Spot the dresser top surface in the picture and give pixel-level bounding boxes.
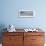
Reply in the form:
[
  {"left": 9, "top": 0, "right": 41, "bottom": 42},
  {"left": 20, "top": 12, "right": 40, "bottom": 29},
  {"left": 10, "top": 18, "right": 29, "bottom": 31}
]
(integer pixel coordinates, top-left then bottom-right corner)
[{"left": 3, "top": 29, "right": 45, "bottom": 32}]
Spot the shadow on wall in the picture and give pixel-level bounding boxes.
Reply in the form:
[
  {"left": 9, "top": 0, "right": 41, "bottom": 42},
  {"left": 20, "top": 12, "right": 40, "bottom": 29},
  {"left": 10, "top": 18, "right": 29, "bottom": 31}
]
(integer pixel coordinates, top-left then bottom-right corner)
[{"left": 0, "top": 24, "right": 6, "bottom": 43}]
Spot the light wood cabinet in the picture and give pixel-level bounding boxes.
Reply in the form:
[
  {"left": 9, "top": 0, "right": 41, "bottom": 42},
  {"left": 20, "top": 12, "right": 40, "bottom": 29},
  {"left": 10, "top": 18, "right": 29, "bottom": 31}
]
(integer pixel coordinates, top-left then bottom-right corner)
[{"left": 2, "top": 31, "right": 45, "bottom": 46}]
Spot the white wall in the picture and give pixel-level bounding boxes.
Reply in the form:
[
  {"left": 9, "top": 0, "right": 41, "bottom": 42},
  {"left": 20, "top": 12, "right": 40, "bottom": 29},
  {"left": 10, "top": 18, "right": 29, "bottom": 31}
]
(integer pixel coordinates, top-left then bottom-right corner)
[{"left": 0, "top": 0, "right": 46, "bottom": 31}]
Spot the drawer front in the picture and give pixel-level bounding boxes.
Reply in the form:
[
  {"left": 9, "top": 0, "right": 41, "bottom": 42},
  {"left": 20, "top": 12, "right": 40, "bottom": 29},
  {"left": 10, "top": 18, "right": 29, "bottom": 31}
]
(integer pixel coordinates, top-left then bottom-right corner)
[
  {"left": 24, "top": 32, "right": 45, "bottom": 36},
  {"left": 32, "top": 36, "right": 45, "bottom": 44},
  {"left": 24, "top": 36, "right": 44, "bottom": 45},
  {"left": 3, "top": 36, "right": 23, "bottom": 44},
  {"left": 32, "top": 44, "right": 44, "bottom": 46},
  {"left": 3, "top": 43, "right": 23, "bottom": 46},
  {"left": 3, "top": 32, "right": 23, "bottom": 36}
]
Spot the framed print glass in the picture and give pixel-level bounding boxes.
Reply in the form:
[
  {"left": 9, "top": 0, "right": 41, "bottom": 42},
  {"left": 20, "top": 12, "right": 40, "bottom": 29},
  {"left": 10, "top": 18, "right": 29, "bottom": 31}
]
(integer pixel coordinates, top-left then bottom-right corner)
[{"left": 19, "top": 10, "right": 35, "bottom": 17}]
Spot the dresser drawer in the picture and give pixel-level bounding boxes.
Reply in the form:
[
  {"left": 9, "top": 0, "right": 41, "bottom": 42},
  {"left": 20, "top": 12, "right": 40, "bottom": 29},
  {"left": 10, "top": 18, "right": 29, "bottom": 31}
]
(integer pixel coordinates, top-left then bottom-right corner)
[
  {"left": 32, "top": 44, "right": 44, "bottom": 46},
  {"left": 24, "top": 32, "right": 44, "bottom": 36},
  {"left": 3, "top": 35, "right": 23, "bottom": 44},
  {"left": 32, "top": 36, "right": 45, "bottom": 44},
  {"left": 3, "top": 42, "right": 23, "bottom": 46},
  {"left": 3, "top": 32, "right": 23, "bottom": 36}
]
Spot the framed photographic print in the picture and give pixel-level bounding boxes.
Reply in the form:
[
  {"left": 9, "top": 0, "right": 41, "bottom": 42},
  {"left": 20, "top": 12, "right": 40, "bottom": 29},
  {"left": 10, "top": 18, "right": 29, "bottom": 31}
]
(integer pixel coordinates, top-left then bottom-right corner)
[{"left": 19, "top": 10, "right": 35, "bottom": 17}]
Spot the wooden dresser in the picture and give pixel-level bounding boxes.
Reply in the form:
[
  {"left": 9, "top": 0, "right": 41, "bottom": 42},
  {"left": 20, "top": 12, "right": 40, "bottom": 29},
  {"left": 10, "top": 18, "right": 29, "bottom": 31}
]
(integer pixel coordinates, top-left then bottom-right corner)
[{"left": 2, "top": 30, "right": 45, "bottom": 46}]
